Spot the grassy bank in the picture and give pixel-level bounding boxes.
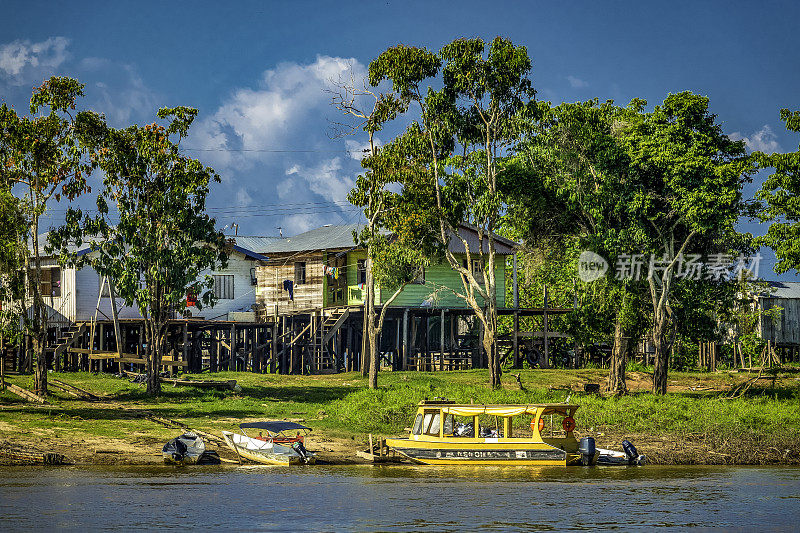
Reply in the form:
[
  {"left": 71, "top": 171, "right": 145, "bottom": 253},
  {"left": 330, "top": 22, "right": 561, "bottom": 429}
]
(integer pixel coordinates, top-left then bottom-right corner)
[{"left": 1, "top": 368, "right": 799, "bottom": 465}]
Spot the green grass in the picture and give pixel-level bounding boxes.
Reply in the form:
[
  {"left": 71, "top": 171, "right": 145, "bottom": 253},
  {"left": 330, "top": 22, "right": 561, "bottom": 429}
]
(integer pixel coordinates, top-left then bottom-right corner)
[{"left": 2, "top": 368, "right": 799, "bottom": 462}]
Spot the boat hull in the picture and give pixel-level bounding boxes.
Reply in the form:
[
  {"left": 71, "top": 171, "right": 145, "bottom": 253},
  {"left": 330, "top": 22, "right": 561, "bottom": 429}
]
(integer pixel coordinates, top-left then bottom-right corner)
[
  {"left": 222, "top": 431, "right": 315, "bottom": 465},
  {"left": 386, "top": 438, "right": 579, "bottom": 466}
]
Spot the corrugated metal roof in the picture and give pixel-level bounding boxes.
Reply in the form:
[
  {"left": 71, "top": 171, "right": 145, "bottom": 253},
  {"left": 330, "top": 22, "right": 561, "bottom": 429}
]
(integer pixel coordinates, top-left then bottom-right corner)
[
  {"left": 763, "top": 281, "right": 800, "bottom": 300},
  {"left": 450, "top": 224, "right": 516, "bottom": 255},
  {"left": 234, "top": 223, "right": 517, "bottom": 255},
  {"left": 245, "top": 224, "right": 365, "bottom": 254},
  {"left": 231, "top": 236, "right": 285, "bottom": 253},
  {"left": 35, "top": 221, "right": 517, "bottom": 259},
  {"left": 36, "top": 233, "right": 268, "bottom": 261}
]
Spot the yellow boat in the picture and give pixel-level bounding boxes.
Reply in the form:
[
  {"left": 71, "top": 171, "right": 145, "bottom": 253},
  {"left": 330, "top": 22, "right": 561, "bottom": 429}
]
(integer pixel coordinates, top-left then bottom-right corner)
[{"left": 385, "top": 400, "right": 596, "bottom": 466}]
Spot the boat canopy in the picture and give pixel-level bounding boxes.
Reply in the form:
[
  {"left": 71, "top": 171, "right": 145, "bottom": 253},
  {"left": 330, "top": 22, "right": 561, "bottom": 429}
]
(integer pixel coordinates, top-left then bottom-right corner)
[
  {"left": 438, "top": 404, "right": 579, "bottom": 417},
  {"left": 239, "top": 421, "right": 312, "bottom": 432}
]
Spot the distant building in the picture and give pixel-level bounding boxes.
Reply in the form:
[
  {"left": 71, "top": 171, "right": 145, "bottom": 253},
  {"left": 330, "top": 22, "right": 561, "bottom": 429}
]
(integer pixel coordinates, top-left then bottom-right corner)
[
  {"left": 253, "top": 223, "right": 515, "bottom": 317},
  {"left": 758, "top": 281, "right": 800, "bottom": 347}
]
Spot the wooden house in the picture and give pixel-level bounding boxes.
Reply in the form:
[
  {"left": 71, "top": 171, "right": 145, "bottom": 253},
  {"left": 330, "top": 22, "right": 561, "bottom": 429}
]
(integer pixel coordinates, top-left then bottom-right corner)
[
  {"left": 254, "top": 223, "right": 514, "bottom": 316},
  {"left": 758, "top": 281, "right": 800, "bottom": 348},
  {"left": 31, "top": 235, "right": 274, "bottom": 326}
]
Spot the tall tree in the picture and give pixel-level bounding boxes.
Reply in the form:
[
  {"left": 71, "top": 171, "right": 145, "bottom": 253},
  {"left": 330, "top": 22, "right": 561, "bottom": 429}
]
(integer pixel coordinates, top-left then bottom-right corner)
[
  {"left": 617, "top": 92, "right": 755, "bottom": 394},
  {"left": 49, "top": 107, "right": 227, "bottom": 395},
  {"left": 508, "top": 99, "right": 647, "bottom": 394},
  {"left": 0, "top": 188, "right": 27, "bottom": 353},
  {"left": 0, "top": 77, "right": 100, "bottom": 395},
  {"left": 331, "top": 79, "right": 423, "bottom": 387},
  {"left": 368, "top": 37, "right": 534, "bottom": 388},
  {"left": 757, "top": 108, "right": 800, "bottom": 273}
]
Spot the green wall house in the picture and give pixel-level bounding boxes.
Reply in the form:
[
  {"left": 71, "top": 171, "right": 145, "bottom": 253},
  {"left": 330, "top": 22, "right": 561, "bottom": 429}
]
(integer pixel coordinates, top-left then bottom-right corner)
[{"left": 254, "top": 223, "right": 515, "bottom": 315}]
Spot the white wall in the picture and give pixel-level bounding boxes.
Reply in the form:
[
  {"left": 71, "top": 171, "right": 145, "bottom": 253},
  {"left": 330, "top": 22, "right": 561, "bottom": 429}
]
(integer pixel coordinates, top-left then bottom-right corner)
[
  {"left": 191, "top": 254, "right": 258, "bottom": 320},
  {"left": 72, "top": 251, "right": 258, "bottom": 322}
]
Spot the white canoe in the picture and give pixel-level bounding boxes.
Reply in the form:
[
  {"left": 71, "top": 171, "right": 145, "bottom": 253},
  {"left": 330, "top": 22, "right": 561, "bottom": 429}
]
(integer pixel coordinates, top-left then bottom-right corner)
[{"left": 221, "top": 431, "right": 315, "bottom": 465}]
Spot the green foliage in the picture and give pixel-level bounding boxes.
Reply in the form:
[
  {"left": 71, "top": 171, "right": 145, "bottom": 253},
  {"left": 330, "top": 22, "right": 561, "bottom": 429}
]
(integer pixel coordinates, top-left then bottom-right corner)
[
  {"left": 756, "top": 108, "right": 800, "bottom": 274},
  {"left": 49, "top": 108, "right": 227, "bottom": 317},
  {"left": 0, "top": 76, "right": 101, "bottom": 392},
  {"left": 365, "top": 37, "right": 536, "bottom": 388},
  {"left": 0, "top": 188, "right": 26, "bottom": 341}
]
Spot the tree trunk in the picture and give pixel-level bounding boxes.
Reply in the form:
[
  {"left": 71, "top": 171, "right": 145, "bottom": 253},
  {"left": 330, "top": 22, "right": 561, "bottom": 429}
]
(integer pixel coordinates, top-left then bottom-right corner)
[
  {"left": 368, "top": 323, "right": 378, "bottom": 389},
  {"left": 651, "top": 318, "right": 668, "bottom": 395},
  {"left": 607, "top": 315, "right": 628, "bottom": 395},
  {"left": 29, "top": 214, "right": 48, "bottom": 397},
  {"left": 360, "top": 306, "right": 369, "bottom": 377},
  {"left": 145, "top": 319, "right": 162, "bottom": 396},
  {"left": 361, "top": 255, "right": 375, "bottom": 379},
  {"left": 482, "top": 307, "right": 501, "bottom": 389}
]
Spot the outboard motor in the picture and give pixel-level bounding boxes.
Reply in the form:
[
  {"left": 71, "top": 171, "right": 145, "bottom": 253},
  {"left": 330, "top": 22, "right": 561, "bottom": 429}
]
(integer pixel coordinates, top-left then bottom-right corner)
[
  {"left": 292, "top": 441, "right": 310, "bottom": 463},
  {"left": 622, "top": 439, "right": 647, "bottom": 465},
  {"left": 579, "top": 437, "right": 596, "bottom": 466}
]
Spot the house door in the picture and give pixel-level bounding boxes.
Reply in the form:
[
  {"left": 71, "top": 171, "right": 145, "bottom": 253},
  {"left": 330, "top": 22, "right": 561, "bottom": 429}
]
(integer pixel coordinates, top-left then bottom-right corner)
[{"left": 327, "top": 255, "right": 347, "bottom": 306}]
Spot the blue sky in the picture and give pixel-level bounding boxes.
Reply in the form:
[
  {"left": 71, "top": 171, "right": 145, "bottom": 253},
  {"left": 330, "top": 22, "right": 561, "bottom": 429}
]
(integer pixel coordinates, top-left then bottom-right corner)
[{"left": 1, "top": 1, "right": 799, "bottom": 279}]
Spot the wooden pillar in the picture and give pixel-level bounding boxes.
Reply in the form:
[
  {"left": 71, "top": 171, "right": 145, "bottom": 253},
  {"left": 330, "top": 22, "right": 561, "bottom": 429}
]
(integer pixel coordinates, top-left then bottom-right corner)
[
  {"left": 310, "top": 312, "right": 316, "bottom": 371},
  {"left": 402, "top": 309, "right": 409, "bottom": 371},
  {"left": 210, "top": 328, "right": 218, "bottom": 372},
  {"left": 542, "top": 286, "right": 550, "bottom": 369},
  {"left": 182, "top": 322, "right": 189, "bottom": 368},
  {"left": 1, "top": 334, "right": 5, "bottom": 391},
  {"left": 423, "top": 314, "right": 430, "bottom": 371},
  {"left": 289, "top": 316, "right": 295, "bottom": 374},
  {"left": 513, "top": 310, "right": 520, "bottom": 368},
  {"left": 229, "top": 324, "right": 236, "bottom": 371},
  {"left": 270, "top": 323, "right": 277, "bottom": 373},
  {"left": 439, "top": 309, "right": 445, "bottom": 372}
]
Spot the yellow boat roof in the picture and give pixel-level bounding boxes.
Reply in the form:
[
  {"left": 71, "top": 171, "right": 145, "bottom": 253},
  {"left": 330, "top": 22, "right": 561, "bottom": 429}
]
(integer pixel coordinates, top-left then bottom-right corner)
[{"left": 417, "top": 402, "right": 579, "bottom": 417}]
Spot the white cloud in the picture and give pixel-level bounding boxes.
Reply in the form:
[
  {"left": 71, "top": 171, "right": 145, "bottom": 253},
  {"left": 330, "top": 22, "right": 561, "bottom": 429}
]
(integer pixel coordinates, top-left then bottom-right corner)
[
  {"left": 283, "top": 214, "right": 319, "bottom": 234},
  {"left": 729, "top": 125, "right": 782, "bottom": 154},
  {"left": 284, "top": 157, "right": 354, "bottom": 204},
  {"left": 345, "top": 137, "right": 381, "bottom": 161},
  {"left": 235, "top": 187, "right": 254, "bottom": 207},
  {"left": 567, "top": 75, "right": 588, "bottom": 89},
  {"left": 0, "top": 37, "right": 70, "bottom": 85},
  {"left": 189, "top": 55, "right": 367, "bottom": 173},
  {"left": 187, "top": 56, "right": 371, "bottom": 235}
]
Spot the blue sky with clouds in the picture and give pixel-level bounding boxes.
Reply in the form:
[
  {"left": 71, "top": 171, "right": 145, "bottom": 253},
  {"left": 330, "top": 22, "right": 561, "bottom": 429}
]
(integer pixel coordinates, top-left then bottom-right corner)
[{"left": 1, "top": 1, "right": 799, "bottom": 279}]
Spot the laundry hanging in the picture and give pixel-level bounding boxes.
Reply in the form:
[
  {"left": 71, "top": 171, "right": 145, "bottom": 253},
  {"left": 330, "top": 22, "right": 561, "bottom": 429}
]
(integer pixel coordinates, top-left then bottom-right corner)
[{"left": 282, "top": 279, "right": 294, "bottom": 301}]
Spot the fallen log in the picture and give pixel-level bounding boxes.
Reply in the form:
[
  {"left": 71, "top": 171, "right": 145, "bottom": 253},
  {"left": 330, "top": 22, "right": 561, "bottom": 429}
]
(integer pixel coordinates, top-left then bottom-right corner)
[
  {"left": 162, "top": 378, "right": 237, "bottom": 390},
  {"left": 49, "top": 378, "right": 100, "bottom": 401},
  {"left": 6, "top": 383, "right": 47, "bottom": 404},
  {"left": 0, "top": 447, "right": 68, "bottom": 465}
]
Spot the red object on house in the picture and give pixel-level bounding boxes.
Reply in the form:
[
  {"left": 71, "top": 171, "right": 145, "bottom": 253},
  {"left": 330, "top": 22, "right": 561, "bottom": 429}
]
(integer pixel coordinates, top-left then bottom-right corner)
[{"left": 186, "top": 292, "right": 197, "bottom": 307}]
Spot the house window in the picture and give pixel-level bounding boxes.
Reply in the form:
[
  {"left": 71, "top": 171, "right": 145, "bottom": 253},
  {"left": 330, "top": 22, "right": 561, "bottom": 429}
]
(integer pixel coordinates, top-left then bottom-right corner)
[
  {"left": 40, "top": 267, "right": 61, "bottom": 297},
  {"left": 461, "top": 258, "right": 484, "bottom": 284},
  {"left": 357, "top": 259, "right": 366, "bottom": 285},
  {"left": 295, "top": 262, "right": 306, "bottom": 285},
  {"left": 213, "top": 274, "right": 234, "bottom": 299}
]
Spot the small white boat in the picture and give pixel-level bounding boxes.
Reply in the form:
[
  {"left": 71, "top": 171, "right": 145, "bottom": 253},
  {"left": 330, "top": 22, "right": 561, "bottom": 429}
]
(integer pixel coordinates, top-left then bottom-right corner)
[
  {"left": 162, "top": 432, "right": 220, "bottom": 465},
  {"left": 222, "top": 421, "right": 315, "bottom": 465},
  {"left": 597, "top": 440, "right": 647, "bottom": 466}
]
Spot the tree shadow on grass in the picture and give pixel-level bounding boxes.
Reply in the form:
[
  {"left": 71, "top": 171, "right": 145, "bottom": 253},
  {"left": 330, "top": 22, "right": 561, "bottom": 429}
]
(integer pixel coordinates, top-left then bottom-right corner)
[{"left": 107, "top": 383, "right": 360, "bottom": 404}]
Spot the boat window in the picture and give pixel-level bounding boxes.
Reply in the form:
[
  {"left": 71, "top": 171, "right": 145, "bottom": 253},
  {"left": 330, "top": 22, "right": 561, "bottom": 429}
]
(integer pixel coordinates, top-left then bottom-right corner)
[
  {"left": 412, "top": 414, "right": 424, "bottom": 435},
  {"left": 443, "top": 414, "right": 454, "bottom": 435},
  {"left": 422, "top": 412, "right": 440, "bottom": 436}
]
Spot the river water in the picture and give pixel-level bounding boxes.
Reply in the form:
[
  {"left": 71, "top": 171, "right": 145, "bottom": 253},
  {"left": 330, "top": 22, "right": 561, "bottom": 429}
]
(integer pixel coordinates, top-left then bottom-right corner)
[{"left": 1, "top": 465, "right": 799, "bottom": 531}]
